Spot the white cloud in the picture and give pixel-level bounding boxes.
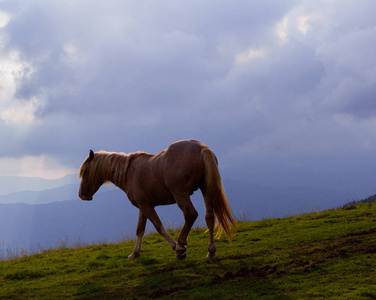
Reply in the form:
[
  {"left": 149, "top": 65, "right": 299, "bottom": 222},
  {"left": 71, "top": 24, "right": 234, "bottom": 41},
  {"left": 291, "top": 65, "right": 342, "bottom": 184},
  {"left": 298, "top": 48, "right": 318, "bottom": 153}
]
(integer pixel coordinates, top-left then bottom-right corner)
[
  {"left": 295, "top": 12, "right": 328, "bottom": 36},
  {"left": 235, "top": 48, "right": 266, "bottom": 64},
  {"left": 0, "top": 51, "right": 28, "bottom": 100},
  {"left": 297, "top": 14, "right": 314, "bottom": 35},
  {"left": 0, "top": 154, "right": 77, "bottom": 179},
  {"left": 0, "top": 11, "right": 10, "bottom": 28},
  {"left": 1, "top": 97, "right": 41, "bottom": 126},
  {"left": 276, "top": 17, "right": 289, "bottom": 43},
  {"left": 62, "top": 43, "right": 79, "bottom": 66},
  {"left": 0, "top": 50, "right": 40, "bottom": 127}
]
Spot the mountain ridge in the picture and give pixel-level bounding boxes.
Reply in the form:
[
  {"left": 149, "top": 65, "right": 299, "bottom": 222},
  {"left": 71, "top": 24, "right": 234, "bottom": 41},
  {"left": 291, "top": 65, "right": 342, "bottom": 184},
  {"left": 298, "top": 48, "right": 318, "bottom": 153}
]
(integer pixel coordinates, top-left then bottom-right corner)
[
  {"left": 0, "top": 174, "right": 78, "bottom": 196},
  {"left": 0, "top": 178, "right": 352, "bottom": 252}
]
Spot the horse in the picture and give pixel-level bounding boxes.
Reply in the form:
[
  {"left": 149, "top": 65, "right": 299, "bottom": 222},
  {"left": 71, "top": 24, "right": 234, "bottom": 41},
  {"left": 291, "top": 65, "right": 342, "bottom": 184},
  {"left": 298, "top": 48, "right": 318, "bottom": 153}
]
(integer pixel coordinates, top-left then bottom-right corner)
[{"left": 78, "top": 139, "right": 237, "bottom": 259}]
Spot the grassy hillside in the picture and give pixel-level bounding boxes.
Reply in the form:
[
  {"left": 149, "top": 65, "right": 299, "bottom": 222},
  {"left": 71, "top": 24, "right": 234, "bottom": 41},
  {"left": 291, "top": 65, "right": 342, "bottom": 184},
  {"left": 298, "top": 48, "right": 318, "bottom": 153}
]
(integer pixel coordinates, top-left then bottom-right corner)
[{"left": 0, "top": 203, "right": 375, "bottom": 299}]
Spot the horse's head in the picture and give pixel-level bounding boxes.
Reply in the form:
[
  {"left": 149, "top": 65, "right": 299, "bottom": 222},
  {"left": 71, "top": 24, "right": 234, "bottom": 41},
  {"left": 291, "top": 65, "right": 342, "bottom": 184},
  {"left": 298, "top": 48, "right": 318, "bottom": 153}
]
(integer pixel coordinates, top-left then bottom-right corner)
[{"left": 78, "top": 150, "right": 103, "bottom": 201}]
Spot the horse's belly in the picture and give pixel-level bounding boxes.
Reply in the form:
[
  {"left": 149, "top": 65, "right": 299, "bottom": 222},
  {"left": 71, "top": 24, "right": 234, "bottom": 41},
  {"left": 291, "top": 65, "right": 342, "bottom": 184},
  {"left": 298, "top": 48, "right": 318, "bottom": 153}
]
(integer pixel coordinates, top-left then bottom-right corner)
[
  {"left": 155, "top": 198, "right": 176, "bottom": 206},
  {"left": 152, "top": 190, "right": 176, "bottom": 206}
]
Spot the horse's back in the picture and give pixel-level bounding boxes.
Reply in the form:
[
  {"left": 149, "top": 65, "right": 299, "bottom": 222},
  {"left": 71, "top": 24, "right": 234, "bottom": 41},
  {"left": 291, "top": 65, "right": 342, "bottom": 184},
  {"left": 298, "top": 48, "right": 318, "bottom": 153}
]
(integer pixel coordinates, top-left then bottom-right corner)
[
  {"left": 167, "top": 139, "right": 208, "bottom": 156},
  {"left": 161, "top": 140, "right": 208, "bottom": 195},
  {"left": 126, "top": 140, "right": 210, "bottom": 204}
]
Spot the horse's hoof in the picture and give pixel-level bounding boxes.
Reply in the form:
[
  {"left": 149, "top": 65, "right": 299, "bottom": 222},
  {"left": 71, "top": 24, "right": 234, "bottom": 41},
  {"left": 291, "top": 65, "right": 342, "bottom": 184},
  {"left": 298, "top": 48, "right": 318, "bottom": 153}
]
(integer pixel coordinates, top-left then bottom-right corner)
[
  {"left": 206, "top": 252, "right": 217, "bottom": 260},
  {"left": 175, "top": 243, "right": 186, "bottom": 259},
  {"left": 176, "top": 251, "right": 186, "bottom": 259},
  {"left": 128, "top": 252, "right": 140, "bottom": 259}
]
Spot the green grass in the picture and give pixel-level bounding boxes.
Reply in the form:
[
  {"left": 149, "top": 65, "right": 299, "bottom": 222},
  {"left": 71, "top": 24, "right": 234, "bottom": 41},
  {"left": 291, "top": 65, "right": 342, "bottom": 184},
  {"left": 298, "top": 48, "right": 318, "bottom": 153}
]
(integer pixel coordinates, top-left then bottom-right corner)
[{"left": 0, "top": 203, "right": 375, "bottom": 299}]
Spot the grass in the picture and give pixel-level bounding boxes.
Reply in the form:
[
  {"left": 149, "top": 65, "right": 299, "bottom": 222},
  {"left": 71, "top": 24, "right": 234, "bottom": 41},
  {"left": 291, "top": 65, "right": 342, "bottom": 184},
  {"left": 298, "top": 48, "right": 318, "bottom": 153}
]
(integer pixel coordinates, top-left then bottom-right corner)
[{"left": 0, "top": 203, "right": 375, "bottom": 299}]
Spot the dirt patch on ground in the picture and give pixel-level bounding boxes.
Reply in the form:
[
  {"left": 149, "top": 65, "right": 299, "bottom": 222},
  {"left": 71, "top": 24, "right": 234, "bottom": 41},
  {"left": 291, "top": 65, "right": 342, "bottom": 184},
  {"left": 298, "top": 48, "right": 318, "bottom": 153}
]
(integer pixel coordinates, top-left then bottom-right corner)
[
  {"left": 343, "top": 205, "right": 358, "bottom": 210},
  {"left": 225, "top": 253, "right": 256, "bottom": 260},
  {"left": 211, "top": 228, "right": 376, "bottom": 286},
  {"left": 149, "top": 286, "right": 184, "bottom": 299},
  {"left": 292, "top": 229, "right": 376, "bottom": 259},
  {"left": 340, "top": 228, "right": 376, "bottom": 238},
  {"left": 148, "top": 229, "right": 376, "bottom": 298},
  {"left": 211, "top": 265, "right": 280, "bottom": 284}
]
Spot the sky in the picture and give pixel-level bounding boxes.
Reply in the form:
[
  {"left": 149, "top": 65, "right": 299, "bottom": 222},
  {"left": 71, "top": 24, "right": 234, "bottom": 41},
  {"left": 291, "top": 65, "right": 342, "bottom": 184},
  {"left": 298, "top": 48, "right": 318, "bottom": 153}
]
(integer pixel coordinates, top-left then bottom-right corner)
[{"left": 0, "top": 0, "right": 376, "bottom": 197}]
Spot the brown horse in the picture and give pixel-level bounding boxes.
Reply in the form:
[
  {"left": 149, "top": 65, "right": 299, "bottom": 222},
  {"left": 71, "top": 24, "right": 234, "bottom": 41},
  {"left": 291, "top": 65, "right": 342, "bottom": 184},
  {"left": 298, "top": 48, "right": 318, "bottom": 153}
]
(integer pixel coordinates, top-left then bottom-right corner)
[{"left": 78, "top": 139, "right": 237, "bottom": 259}]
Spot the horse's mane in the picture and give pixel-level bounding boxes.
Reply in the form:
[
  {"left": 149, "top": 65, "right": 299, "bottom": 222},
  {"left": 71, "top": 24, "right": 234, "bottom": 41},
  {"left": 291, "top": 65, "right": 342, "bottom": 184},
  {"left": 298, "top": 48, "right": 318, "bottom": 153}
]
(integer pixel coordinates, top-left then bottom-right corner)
[{"left": 79, "top": 151, "right": 143, "bottom": 186}]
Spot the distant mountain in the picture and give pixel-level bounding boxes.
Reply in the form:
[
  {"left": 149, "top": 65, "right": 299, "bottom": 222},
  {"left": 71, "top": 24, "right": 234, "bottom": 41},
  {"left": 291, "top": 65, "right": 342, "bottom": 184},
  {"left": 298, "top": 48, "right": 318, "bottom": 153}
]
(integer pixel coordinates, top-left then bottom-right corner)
[
  {"left": 221, "top": 179, "right": 348, "bottom": 219},
  {"left": 0, "top": 190, "right": 137, "bottom": 250},
  {"left": 0, "top": 178, "right": 348, "bottom": 212},
  {"left": 0, "top": 178, "right": 350, "bottom": 253},
  {"left": 339, "top": 193, "right": 376, "bottom": 209},
  {"left": 0, "top": 182, "right": 116, "bottom": 205},
  {"left": 0, "top": 184, "right": 79, "bottom": 205},
  {"left": 0, "top": 174, "right": 78, "bottom": 196},
  {"left": 0, "top": 189, "right": 185, "bottom": 251}
]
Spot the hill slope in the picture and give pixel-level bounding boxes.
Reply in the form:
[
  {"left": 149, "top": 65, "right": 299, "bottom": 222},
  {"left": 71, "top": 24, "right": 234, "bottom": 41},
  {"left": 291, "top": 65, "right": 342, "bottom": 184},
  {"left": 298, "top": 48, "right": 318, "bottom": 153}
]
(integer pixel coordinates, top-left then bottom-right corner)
[{"left": 0, "top": 203, "right": 375, "bottom": 299}]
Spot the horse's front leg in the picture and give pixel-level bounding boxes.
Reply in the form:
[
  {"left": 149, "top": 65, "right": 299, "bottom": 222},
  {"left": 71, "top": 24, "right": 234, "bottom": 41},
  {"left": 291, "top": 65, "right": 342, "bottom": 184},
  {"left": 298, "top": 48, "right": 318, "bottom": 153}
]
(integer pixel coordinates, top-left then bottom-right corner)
[
  {"left": 175, "top": 195, "right": 198, "bottom": 259},
  {"left": 128, "top": 210, "right": 147, "bottom": 259},
  {"left": 140, "top": 205, "right": 177, "bottom": 253}
]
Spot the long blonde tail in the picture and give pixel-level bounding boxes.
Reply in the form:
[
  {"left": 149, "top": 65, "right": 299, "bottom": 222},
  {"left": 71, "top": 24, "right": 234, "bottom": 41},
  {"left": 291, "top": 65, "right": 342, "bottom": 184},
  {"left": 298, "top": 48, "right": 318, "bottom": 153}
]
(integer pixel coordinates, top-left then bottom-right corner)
[{"left": 202, "top": 148, "right": 237, "bottom": 241}]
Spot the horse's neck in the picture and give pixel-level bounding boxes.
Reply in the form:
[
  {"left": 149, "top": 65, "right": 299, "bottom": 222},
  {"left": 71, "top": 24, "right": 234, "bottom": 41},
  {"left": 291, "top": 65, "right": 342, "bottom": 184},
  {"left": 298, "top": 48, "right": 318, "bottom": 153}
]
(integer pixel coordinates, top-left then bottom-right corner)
[{"left": 100, "top": 153, "right": 131, "bottom": 188}]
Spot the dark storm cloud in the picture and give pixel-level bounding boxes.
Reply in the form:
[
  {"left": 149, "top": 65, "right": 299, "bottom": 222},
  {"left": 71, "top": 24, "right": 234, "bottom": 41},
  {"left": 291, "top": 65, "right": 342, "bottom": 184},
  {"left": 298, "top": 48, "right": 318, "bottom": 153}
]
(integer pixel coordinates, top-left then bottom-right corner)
[
  {"left": 316, "top": 25, "right": 376, "bottom": 119},
  {"left": 6, "top": 1, "right": 295, "bottom": 102},
  {"left": 1, "top": 0, "right": 376, "bottom": 194}
]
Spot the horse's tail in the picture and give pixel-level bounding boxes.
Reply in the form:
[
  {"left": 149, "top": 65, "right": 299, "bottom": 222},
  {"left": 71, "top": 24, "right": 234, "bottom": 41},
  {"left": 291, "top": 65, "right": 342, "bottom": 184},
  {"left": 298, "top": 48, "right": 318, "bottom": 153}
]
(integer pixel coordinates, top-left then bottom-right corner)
[{"left": 201, "top": 148, "right": 237, "bottom": 241}]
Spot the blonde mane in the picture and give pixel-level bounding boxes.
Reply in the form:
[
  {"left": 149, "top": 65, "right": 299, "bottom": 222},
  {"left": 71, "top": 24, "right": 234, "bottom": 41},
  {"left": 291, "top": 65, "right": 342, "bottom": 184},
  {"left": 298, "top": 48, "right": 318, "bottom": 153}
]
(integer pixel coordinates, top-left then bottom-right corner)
[{"left": 79, "top": 151, "right": 137, "bottom": 187}]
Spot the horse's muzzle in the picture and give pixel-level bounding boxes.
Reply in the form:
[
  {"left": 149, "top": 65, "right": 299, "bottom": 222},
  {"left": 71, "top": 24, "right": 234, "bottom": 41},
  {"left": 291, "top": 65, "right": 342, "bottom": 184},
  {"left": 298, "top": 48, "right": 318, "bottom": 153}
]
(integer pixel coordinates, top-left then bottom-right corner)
[{"left": 79, "top": 193, "right": 93, "bottom": 201}]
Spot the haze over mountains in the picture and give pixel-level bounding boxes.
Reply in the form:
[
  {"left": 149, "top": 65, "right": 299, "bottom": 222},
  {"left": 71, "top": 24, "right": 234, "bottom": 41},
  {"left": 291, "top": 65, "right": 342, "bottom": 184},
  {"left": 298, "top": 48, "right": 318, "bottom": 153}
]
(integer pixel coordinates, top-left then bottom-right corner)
[
  {"left": 0, "top": 174, "right": 356, "bottom": 254},
  {"left": 0, "top": 175, "right": 78, "bottom": 197}
]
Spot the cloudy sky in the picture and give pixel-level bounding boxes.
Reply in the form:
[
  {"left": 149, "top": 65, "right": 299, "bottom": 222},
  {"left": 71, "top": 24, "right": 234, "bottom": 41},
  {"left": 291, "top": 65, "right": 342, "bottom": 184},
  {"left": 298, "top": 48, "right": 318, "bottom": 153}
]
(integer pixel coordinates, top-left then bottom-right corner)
[{"left": 1, "top": 0, "right": 376, "bottom": 197}]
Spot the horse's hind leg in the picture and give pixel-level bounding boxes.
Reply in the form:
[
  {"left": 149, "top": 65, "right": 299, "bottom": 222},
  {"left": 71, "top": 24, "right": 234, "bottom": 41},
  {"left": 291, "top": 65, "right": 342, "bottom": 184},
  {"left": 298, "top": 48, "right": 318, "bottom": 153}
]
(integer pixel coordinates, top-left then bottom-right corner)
[
  {"left": 140, "top": 206, "right": 177, "bottom": 253},
  {"left": 204, "top": 199, "right": 217, "bottom": 259},
  {"left": 175, "top": 195, "right": 198, "bottom": 259},
  {"left": 128, "top": 210, "right": 147, "bottom": 259}
]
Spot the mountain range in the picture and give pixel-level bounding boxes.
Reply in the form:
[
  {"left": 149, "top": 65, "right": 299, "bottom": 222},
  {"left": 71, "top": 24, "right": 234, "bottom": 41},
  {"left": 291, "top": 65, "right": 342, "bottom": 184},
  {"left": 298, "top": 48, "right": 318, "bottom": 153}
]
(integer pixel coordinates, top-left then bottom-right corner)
[
  {"left": 0, "top": 175, "right": 78, "bottom": 196},
  {"left": 0, "top": 175, "right": 354, "bottom": 254}
]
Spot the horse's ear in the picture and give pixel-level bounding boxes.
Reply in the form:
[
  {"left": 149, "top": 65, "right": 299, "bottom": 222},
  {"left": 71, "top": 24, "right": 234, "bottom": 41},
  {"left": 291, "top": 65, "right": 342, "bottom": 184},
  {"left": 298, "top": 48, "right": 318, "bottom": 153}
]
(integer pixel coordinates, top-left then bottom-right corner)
[{"left": 89, "top": 150, "right": 95, "bottom": 161}]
